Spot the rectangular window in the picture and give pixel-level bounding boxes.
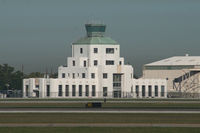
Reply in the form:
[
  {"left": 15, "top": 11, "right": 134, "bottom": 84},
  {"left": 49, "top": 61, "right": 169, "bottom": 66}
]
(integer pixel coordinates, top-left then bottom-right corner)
[
  {"left": 161, "top": 85, "right": 165, "bottom": 97},
  {"left": 73, "top": 60, "right": 75, "bottom": 66},
  {"left": 58, "top": 85, "right": 62, "bottom": 97},
  {"left": 94, "top": 60, "right": 98, "bottom": 66},
  {"left": 103, "top": 87, "right": 107, "bottom": 97},
  {"left": 79, "top": 85, "right": 82, "bottom": 97},
  {"left": 94, "top": 48, "right": 98, "bottom": 53},
  {"left": 142, "top": 85, "right": 145, "bottom": 97},
  {"left": 92, "top": 85, "right": 96, "bottom": 96},
  {"left": 119, "top": 61, "right": 122, "bottom": 65},
  {"left": 65, "top": 85, "right": 69, "bottom": 96},
  {"left": 148, "top": 85, "right": 152, "bottom": 97},
  {"left": 85, "top": 85, "right": 89, "bottom": 97},
  {"left": 73, "top": 73, "right": 75, "bottom": 79},
  {"left": 106, "top": 60, "right": 114, "bottom": 65},
  {"left": 136, "top": 85, "right": 139, "bottom": 97},
  {"left": 91, "top": 73, "right": 95, "bottom": 79},
  {"left": 26, "top": 85, "right": 29, "bottom": 97},
  {"left": 80, "top": 48, "right": 83, "bottom": 54},
  {"left": 46, "top": 85, "right": 50, "bottom": 97},
  {"left": 106, "top": 48, "right": 114, "bottom": 54},
  {"left": 84, "top": 61, "right": 86, "bottom": 67},
  {"left": 82, "top": 73, "right": 85, "bottom": 78},
  {"left": 72, "top": 85, "right": 76, "bottom": 96},
  {"left": 155, "top": 85, "right": 158, "bottom": 97},
  {"left": 113, "top": 74, "right": 121, "bottom": 82},
  {"left": 113, "top": 83, "right": 121, "bottom": 87},
  {"left": 62, "top": 73, "right": 65, "bottom": 78},
  {"left": 103, "top": 73, "right": 107, "bottom": 79}
]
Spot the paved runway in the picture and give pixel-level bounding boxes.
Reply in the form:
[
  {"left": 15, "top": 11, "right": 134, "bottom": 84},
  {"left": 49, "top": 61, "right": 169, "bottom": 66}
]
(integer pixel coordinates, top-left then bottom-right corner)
[{"left": 0, "top": 108, "right": 200, "bottom": 113}]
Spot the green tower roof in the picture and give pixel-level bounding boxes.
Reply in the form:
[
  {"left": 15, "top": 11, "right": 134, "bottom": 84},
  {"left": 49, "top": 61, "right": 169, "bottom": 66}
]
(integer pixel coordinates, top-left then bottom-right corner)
[{"left": 73, "top": 24, "right": 117, "bottom": 45}]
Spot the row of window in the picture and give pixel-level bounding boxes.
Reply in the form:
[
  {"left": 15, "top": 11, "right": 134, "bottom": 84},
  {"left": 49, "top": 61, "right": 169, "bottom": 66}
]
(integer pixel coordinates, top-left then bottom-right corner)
[
  {"left": 62, "top": 73, "right": 108, "bottom": 79},
  {"left": 134, "top": 85, "right": 165, "bottom": 97},
  {"left": 80, "top": 48, "right": 115, "bottom": 54},
  {"left": 72, "top": 60, "right": 116, "bottom": 67},
  {"left": 47, "top": 85, "right": 97, "bottom": 97}
]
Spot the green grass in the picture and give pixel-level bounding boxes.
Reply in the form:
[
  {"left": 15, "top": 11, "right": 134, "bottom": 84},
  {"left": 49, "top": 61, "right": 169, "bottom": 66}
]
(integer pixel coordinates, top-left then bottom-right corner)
[
  {"left": 0, "top": 127, "right": 200, "bottom": 133},
  {"left": 0, "top": 102, "right": 200, "bottom": 109},
  {"left": 0, "top": 113, "right": 200, "bottom": 124}
]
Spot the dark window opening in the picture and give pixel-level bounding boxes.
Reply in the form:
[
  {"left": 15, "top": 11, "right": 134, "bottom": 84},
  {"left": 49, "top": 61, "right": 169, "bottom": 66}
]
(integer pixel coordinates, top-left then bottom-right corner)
[
  {"left": 65, "top": 85, "right": 69, "bottom": 96},
  {"left": 46, "top": 85, "right": 50, "bottom": 97},
  {"left": 106, "top": 48, "right": 114, "bottom": 54},
  {"left": 92, "top": 85, "right": 96, "bottom": 96},
  {"left": 85, "top": 85, "right": 89, "bottom": 97},
  {"left": 106, "top": 60, "right": 114, "bottom": 65},
  {"left": 103, "top": 73, "right": 107, "bottom": 79},
  {"left": 58, "top": 85, "right": 62, "bottom": 96},
  {"left": 94, "top": 60, "right": 98, "bottom": 66},
  {"left": 80, "top": 48, "right": 83, "bottom": 54},
  {"left": 94, "top": 48, "right": 98, "bottom": 53}
]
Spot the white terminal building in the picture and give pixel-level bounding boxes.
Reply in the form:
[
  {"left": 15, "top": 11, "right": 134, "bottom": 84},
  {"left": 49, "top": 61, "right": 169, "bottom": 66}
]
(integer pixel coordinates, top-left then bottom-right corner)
[{"left": 23, "top": 24, "right": 167, "bottom": 98}]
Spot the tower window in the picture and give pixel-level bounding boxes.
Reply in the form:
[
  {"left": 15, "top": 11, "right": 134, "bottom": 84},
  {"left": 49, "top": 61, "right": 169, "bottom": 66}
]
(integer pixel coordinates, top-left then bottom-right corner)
[
  {"left": 84, "top": 61, "right": 86, "bottom": 67},
  {"left": 73, "top": 60, "right": 75, "bottom": 66},
  {"left": 94, "top": 60, "right": 98, "bottom": 66},
  {"left": 80, "top": 48, "right": 83, "bottom": 54},
  {"left": 106, "top": 60, "right": 114, "bottom": 65},
  {"left": 62, "top": 73, "right": 65, "bottom": 78},
  {"left": 91, "top": 73, "right": 95, "bottom": 79},
  {"left": 106, "top": 48, "right": 114, "bottom": 54},
  {"left": 103, "top": 73, "right": 107, "bottom": 79},
  {"left": 94, "top": 48, "right": 98, "bottom": 53},
  {"left": 82, "top": 73, "right": 85, "bottom": 78}
]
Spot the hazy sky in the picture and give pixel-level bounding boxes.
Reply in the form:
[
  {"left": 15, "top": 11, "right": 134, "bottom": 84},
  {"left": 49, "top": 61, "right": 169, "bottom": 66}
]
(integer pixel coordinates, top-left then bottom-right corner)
[{"left": 0, "top": 0, "right": 200, "bottom": 76}]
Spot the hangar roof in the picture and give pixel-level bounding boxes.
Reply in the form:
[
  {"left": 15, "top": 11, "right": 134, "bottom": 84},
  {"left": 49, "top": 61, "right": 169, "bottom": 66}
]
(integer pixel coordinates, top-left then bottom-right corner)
[{"left": 145, "top": 55, "right": 200, "bottom": 66}]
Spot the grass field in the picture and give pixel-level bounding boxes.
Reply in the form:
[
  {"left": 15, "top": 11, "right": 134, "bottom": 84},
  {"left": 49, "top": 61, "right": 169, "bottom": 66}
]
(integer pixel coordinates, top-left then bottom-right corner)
[
  {"left": 0, "top": 102, "right": 200, "bottom": 109},
  {"left": 0, "top": 127, "right": 199, "bottom": 133},
  {"left": 0, "top": 113, "right": 199, "bottom": 124}
]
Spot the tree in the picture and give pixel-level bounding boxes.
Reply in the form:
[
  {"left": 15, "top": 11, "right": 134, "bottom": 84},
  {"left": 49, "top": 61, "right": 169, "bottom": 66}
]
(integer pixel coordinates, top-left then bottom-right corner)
[{"left": 0, "top": 64, "right": 24, "bottom": 91}]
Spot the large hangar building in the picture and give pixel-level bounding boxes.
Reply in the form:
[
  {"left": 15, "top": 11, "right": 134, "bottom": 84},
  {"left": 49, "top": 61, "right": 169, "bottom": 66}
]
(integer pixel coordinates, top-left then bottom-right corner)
[{"left": 143, "top": 55, "right": 200, "bottom": 96}]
